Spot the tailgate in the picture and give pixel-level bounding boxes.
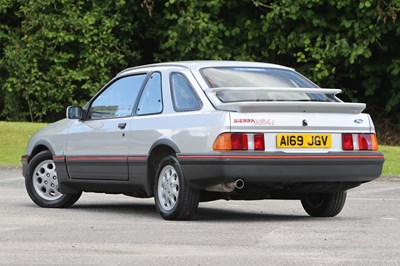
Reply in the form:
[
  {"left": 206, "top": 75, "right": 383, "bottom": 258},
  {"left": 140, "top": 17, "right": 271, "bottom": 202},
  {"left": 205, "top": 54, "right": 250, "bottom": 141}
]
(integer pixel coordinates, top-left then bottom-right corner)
[{"left": 230, "top": 112, "right": 372, "bottom": 153}]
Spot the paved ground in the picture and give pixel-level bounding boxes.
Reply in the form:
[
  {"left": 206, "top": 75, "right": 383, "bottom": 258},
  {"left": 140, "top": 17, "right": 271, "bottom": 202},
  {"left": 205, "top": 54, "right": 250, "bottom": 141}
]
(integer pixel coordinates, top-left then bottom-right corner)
[{"left": 1, "top": 168, "right": 399, "bottom": 265}]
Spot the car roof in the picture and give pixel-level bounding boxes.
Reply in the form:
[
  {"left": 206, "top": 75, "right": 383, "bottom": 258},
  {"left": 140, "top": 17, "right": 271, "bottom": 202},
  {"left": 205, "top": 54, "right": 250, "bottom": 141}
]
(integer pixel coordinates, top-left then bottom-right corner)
[{"left": 117, "top": 61, "right": 294, "bottom": 76}]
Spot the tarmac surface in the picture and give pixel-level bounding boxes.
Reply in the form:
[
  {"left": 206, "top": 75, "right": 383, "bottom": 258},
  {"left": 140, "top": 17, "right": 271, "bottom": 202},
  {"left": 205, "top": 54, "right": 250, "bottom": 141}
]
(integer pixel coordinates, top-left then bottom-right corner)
[{"left": 1, "top": 167, "right": 399, "bottom": 265}]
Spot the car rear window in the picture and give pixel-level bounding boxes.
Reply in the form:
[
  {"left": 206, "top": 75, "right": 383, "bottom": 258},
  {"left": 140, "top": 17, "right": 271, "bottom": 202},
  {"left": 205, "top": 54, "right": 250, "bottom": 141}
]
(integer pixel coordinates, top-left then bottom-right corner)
[{"left": 200, "top": 67, "right": 336, "bottom": 102}]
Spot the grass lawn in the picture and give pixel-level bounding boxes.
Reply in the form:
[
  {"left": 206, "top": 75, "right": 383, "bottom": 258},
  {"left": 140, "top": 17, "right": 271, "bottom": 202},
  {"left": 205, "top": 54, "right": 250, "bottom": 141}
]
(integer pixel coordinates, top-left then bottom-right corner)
[
  {"left": 0, "top": 121, "right": 399, "bottom": 176},
  {"left": 379, "top": 145, "right": 400, "bottom": 176},
  {"left": 0, "top": 121, "right": 47, "bottom": 166}
]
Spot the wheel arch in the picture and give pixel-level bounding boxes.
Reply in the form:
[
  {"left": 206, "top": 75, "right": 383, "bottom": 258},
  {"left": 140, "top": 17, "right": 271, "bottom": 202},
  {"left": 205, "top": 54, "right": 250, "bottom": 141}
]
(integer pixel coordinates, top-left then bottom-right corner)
[
  {"left": 146, "top": 139, "right": 180, "bottom": 197},
  {"left": 149, "top": 138, "right": 180, "bottom": 155},
  {"left": 29, "top": 141, "right": 55, "bottom": 162}
]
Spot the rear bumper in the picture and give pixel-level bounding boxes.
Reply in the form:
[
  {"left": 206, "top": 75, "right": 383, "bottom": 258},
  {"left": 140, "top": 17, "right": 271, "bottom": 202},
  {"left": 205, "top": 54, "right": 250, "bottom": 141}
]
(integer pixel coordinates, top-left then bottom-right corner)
[{"left": 177, "top": 152, "right": 384, "bottom": 189}]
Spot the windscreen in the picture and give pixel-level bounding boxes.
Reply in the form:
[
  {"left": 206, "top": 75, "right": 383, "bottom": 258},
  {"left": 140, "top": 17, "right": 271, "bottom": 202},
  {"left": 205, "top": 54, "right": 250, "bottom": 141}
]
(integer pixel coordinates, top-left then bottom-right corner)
[{"left": 201, "top": 67, "right": 337, "bottom": 102}]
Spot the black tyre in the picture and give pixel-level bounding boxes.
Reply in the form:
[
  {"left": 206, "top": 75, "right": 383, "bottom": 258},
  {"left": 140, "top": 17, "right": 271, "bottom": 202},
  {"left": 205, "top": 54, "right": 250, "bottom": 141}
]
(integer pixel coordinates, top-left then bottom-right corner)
[
  {"left": 154, "top": 155, "right": 200, "bottom": 220},
  {"left": 301, "top": 191, "right": 347, "bottom": 217},
  {"left": 25, "top": 150, "right": 81, "bottom": 208}
]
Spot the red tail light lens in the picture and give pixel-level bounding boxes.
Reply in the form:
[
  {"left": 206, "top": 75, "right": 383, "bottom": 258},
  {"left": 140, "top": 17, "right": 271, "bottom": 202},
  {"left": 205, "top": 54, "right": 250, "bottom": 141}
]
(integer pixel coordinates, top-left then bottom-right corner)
[
  {"left": 254, "top": 134, "right": 265, "bottom": 150},
  {"left": 213, "top": 133, "right": 265, "bottom": 151},
  {"left": 358, "top": 134, "right": 378, "bottom": 151},
  {"left": 342, "top": 133, "right": 378, "bottom": 151},
  {"left": 231, "top": 133, "right": 248, "bottom": 150},
  {"left": 342, "top": 134, "right": 354, "bottom": 150},
  {"left": 358, "top": 134, "right": 370, "bottom": 150}
]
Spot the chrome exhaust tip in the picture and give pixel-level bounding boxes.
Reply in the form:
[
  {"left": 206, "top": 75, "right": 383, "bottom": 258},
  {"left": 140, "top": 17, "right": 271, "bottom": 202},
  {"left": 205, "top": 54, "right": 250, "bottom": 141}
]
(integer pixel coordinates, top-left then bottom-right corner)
[
  {"left": 235, "top": 179, "right": 245, "bottom": 189},
  {"left": 205, "top": 179, "right": 245, "bottom": 192}
]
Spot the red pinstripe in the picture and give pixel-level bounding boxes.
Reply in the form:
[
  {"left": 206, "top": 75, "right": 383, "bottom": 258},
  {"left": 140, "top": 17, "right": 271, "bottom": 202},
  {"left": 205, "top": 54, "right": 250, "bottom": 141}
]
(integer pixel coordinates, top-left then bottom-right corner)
[
  {"left": 66, "top": 156, "right": 127, "bottom": 161},
  {"left": 63, "top": 156, "right": 148, "bottom": 162},
  {"left": 177, "top": 155, "right": 384, "bottom": 160}
]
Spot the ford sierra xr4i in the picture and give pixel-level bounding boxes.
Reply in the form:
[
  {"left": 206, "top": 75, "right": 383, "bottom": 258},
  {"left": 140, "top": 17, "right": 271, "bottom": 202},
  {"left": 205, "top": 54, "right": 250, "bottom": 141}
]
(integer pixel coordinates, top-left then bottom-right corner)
[{"left": 21, "top": 61, "right": 384, "bottom": 220}]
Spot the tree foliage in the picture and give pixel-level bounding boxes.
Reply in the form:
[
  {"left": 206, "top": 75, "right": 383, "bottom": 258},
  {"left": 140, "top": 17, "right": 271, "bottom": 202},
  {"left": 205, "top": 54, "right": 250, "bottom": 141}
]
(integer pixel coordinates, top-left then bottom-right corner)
[
  {"left": 0, "top": 0, "right": 399, "bottom": 142},
  {"left": 0, "top": 0, "right": 144, "bottom": 121}
]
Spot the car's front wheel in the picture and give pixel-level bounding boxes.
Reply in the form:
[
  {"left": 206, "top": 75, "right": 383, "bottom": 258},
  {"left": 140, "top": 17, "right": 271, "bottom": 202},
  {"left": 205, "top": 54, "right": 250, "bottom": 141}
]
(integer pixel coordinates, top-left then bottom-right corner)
[
  {"left": 154, "top": 155, "right": 200, "bottom": 220},
  {"left": 25, "top": 150, "right": 81, "bottom": 208},
  {"left": 301, "top": 191, "right": 347, "bottom": 217}
]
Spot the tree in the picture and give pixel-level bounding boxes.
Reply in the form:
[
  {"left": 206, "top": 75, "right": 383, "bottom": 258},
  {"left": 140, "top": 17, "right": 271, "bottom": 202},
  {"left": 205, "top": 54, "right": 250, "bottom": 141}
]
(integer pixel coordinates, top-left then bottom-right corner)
[
  {"left": 154, "top": 0, "right": 400, "bottom": 142},
  {"left": 0, "top": 0, "right": 399, "bottom": 143},
  {"left": 0, "top": 0, "right": 144, "bottom": 121}
]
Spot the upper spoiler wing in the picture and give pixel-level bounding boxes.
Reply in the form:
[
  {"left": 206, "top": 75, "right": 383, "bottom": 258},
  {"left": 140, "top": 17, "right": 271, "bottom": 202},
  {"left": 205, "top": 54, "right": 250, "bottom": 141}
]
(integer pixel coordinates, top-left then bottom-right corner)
[{"left": 205, "top": 87, "right": 366, "bottom": 114}]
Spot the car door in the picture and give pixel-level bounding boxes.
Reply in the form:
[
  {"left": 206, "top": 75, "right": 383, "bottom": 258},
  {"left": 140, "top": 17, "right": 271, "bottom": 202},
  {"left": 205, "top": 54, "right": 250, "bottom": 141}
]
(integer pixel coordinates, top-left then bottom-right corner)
[{"left": 65, "top": 74, "right": 147, "bottom": 180}]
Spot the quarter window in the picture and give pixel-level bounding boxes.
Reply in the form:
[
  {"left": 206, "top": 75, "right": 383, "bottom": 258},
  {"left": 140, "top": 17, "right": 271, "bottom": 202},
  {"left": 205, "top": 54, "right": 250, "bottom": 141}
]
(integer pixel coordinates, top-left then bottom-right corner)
[
  {"left": 137, "top": 72, "right": 163, "bottom": 115},
  {"left": 170, "top": 73, "right": 202, "bottom": 111},
  {"left": 89, "top": 74, "right": 146, "bottom": 119}
]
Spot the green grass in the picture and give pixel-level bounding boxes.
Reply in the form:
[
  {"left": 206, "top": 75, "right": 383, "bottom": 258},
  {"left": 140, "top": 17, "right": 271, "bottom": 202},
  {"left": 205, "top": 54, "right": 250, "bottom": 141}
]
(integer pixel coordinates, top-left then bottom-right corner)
[
  {"left": 0, "top": 121, "right": 47, "bottom": 166},
  {"left": 380, "top": 145, "right": 400, "bottom": 176},
  {"left": 0, "top": 122, "right": 399, "bottom": 176}
]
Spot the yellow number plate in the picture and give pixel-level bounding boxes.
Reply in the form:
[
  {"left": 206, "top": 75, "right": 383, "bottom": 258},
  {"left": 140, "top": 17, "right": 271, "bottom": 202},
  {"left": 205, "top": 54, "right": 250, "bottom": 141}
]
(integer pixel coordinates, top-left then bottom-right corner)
[{"left": 277, "top": 134, "right": 332, "bottom": 148}]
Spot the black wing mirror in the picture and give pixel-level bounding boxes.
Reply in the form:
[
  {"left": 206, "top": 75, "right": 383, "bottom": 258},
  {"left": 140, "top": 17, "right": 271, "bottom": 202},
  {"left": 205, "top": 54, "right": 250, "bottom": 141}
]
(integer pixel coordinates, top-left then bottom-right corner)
[{"left": 66, "top": 106, "right": 83, "bottom": 120}]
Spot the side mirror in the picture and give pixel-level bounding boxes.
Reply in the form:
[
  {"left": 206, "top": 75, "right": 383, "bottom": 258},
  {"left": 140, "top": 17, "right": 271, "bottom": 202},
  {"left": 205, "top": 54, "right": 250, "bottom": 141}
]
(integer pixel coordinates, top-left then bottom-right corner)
[{"left": 66, "top": 106, "right": 83, "bottom": 120}]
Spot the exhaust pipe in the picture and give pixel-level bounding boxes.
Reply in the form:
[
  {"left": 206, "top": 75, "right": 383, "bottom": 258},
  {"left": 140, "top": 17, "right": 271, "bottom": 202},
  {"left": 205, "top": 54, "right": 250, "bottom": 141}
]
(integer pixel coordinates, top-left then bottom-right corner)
[
  {"left": 235, "top": 179, "right": 245, "bottom": 189},
  {"left": 205, "top": 179, "right": 244, "bottom": 192}
]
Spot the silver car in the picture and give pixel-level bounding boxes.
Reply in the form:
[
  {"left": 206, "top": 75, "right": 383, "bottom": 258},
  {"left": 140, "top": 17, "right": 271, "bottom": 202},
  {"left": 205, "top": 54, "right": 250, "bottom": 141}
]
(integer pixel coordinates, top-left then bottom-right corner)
[{"left": 21, "top": 61, "right": 384, "bottom": 220}]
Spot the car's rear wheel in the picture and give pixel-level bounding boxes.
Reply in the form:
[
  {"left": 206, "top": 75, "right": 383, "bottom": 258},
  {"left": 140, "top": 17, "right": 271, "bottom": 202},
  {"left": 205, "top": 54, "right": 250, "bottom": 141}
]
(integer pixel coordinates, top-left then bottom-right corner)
[
  {"left": 154, "top": 155, "right": 199, "bottom": 220},
  {"left": 301, "top": 191, "right": 347, "bottom": 217},
  {"left": 25, "top": 150, "right": 81, "bottom": 208}
]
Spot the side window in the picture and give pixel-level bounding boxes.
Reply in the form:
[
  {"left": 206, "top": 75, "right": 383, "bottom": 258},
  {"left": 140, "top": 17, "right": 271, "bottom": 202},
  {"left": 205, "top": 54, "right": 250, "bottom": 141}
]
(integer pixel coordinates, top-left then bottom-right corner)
[
  {"left": 137, "top": 72, "right": 163, "bottom": 115},
  {"left": 170, "top": 73, "right": 202, "bottom": 111},
  {"left": 89, "top": 74, "right": 146, "bottom": 119}
]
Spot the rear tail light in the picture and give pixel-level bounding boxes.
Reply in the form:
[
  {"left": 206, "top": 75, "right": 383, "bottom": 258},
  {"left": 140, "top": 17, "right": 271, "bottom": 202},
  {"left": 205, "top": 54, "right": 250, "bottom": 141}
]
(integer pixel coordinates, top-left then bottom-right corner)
[
  {"left": 213, "top": 133, "right": 265, "bottom": 151},
  {"left": 254, "top": 134, "right": 265, "bottom": 150},
  {"left": 214, "top": 133, "right": 378, "bottom": 151},
  {"left": 342, "top": 134, "right": 354, "bottom": 150},
  {"left": 342, "top": 133, "right": 378, "bottom": 151},
  {"left": 358, "top": 134, "right": 378, "bottom": 151},
  {"left": 231, "top": 133, "right": 248, "bottom": 150}
]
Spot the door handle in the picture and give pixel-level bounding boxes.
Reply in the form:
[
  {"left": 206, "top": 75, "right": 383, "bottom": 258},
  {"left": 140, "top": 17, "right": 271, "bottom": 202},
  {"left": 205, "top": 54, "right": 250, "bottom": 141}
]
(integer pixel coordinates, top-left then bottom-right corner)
[{"left": 118, "top": 123, "right": 127, "bottom": 129}]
